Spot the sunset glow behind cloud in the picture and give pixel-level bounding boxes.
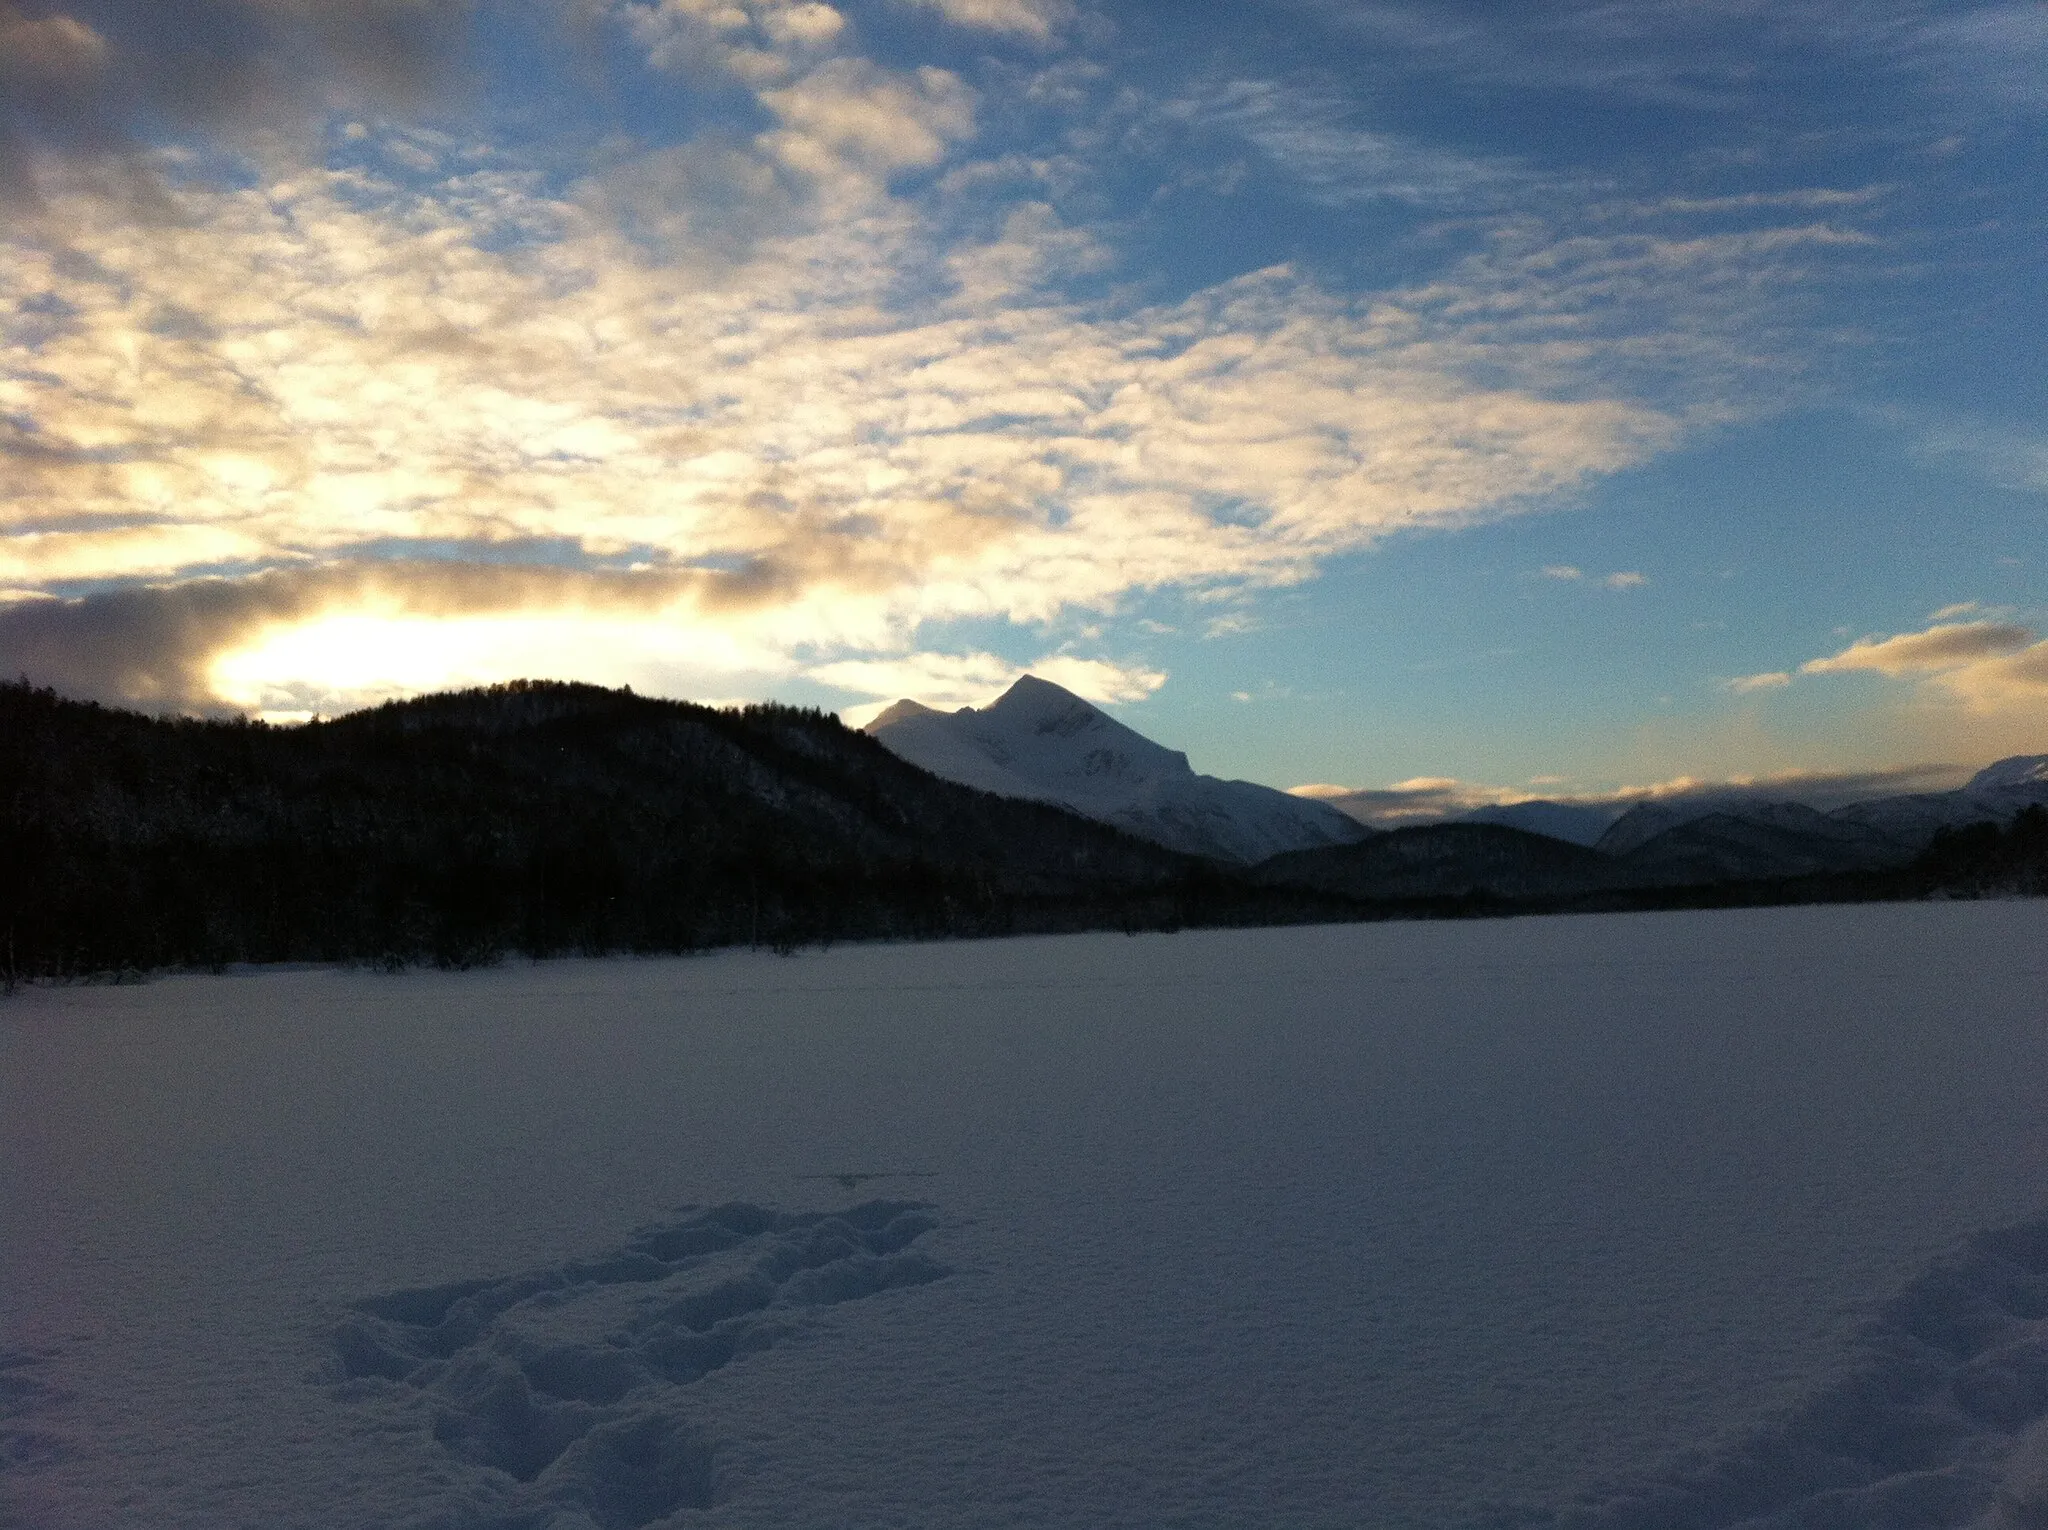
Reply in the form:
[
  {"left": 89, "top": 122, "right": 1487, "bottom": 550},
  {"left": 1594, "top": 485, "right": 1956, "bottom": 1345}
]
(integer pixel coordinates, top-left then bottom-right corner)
[{"left": 3, "top": 0, "right": 2043, "bottom": 790}]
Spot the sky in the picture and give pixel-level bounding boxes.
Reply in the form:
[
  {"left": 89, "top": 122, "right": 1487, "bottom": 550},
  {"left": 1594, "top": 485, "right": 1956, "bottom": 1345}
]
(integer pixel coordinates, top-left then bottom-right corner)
[{"left": 2, "top": 0, "right": 2044, "bottom": 804}]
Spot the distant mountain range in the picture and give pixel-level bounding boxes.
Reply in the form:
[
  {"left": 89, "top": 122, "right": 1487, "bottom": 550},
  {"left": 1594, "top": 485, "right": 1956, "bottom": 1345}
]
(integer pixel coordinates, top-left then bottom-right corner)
[
  {"left": 4, "top": 675, "right": 2041, "bottom": 980},
  {"left": 865, "top": 676, "right": 1367, "bottom": 864},
  {"left": 866, "top": 675, "right": 2047, "bottom": 898},
  {"left": 1259, "top": 755, "right": 2048, "bottom": 901},
  {"left": 1449, "top": 756, "right": 2048, "bottom": 856}
]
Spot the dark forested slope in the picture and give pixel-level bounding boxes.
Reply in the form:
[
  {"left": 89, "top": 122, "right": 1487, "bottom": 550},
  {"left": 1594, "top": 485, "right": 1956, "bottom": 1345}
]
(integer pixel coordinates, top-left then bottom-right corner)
[
  {"left": 6, "top": 681, "right": 2041, "bottom": 981},
  {"left": 0, "top": 680, "right": 1343, "bottom": 977}
]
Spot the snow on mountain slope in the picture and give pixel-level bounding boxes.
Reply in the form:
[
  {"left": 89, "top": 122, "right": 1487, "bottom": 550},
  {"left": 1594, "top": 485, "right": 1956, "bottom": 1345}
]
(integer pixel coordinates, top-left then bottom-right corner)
[
  {"left": 1616, "top": 809, "right": 1910, "bottom": 884},
  {"left": 1592, "top": 755, "right": 2048, "bottom": 862},
  {"left": 1969, "top": 754, "right": 2048, "bottom": 791},
  {"left": 1594, "top": 801, "right": 1707, "bottom": 857},
  {"left": 864, "top": 676, "right": 1369, "bottom": 864},
  {"left": 1814, "top": 754, "right": 2048, "bottom": 851},
  {"left": 1459, "top": 800, "right": 1628, "bottom": 847}
]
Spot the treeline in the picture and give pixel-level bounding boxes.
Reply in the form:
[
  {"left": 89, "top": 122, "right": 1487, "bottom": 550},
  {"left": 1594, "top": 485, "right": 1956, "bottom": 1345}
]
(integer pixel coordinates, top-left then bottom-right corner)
[
  {"left": 1910, "top": 806, "right": 2048, "bottom": 895},
  {"left": 4, "top": 680, "right": 2042, "bottom": 984},
  {"left": 0, "top": 680, "right": 1351, "bottom": 980}
]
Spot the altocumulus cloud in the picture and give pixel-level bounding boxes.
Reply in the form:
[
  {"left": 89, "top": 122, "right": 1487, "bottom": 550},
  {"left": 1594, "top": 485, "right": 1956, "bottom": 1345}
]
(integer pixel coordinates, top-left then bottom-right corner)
[
  {"left": 1784, "top": 618, "right": 2048, "bottom": 715},
  {"left": 0, "top": 0, "right": 1876, "bottom": 716},
  {"left": 1802, "top": 620, "right": 2039, "bottom": 678}
]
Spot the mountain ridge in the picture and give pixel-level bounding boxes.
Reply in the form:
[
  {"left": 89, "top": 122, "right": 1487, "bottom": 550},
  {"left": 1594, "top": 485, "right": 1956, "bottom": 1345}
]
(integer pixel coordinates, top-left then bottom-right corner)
[
  {"left": 0, "top": 678, "right": 1356, "bottom": 979},
  {"left": 864, "top": 676, "right": 1369, "bottom": 864}
]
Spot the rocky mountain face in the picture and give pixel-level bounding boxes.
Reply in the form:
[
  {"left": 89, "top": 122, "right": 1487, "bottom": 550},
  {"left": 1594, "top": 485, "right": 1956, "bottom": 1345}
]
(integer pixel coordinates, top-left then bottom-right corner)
[{"left": 865, "top": 676, "right": 1369, "bottom": 865}]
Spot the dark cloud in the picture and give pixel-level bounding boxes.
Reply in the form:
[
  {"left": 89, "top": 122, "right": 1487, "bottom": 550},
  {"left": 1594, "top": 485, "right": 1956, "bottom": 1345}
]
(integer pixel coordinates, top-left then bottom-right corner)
[
  {"left": 0, "top": 0, "right": 475, "bottom": 207},
  {"left": 0, "top": 561, "right": 726, "bottom": 711}
]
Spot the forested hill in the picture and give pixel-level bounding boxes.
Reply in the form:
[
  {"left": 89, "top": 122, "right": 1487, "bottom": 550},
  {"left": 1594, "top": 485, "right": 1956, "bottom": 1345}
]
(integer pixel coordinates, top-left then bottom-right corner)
[{"left": 1, "top": 680, "right": 1347, "bottom": 978}]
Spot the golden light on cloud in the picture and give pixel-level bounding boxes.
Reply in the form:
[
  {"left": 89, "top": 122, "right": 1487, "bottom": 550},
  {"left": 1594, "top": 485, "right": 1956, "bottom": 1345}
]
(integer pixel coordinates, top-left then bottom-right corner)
[
  {"left": 1768, "top": 619, "right": 2048, "bottom": 752},
  {"left": 1, "top": 0, "right": 1840, "bottom": 722},
  {"left": 1800, "top": 620, "right": 2037, "bottom": 677},
  {"left": 1, "top": 141, "right": 1717, "bottom": 711}
]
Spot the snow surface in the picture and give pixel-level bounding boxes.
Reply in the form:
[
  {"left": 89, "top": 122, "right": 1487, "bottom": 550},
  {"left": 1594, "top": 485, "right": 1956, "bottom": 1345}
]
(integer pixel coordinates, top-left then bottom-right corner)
[
  {"left": 5, "top": 903, "right": 2048, "bottom": 1530},
  {"left": 864, "top": 675, "right": 1366, "bottom": 863}
]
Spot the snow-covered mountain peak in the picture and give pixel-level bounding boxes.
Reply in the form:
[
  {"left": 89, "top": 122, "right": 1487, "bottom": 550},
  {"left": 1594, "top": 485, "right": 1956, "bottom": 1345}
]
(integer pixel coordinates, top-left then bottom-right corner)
[
  {"left": 1969, "top": 754, "right": 2048, "bottom": 792},
  {"left": 863, "top": 676, "right": 1365, "bottom": 863},
  {"left": 972, "top": 677, "right": 1193, "bottom": 785},
  {"left": 987, "top": 675, "right": 1104, "bottom": 737},
  {"left": 866, "top": 697, "right": 943, "bottom": 731}
]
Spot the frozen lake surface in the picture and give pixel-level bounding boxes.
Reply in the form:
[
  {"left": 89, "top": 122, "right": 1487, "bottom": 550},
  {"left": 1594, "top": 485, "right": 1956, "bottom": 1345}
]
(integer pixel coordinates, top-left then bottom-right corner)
[{"left": 5, "top": 902, "right": 2048, "bottom": 1529}]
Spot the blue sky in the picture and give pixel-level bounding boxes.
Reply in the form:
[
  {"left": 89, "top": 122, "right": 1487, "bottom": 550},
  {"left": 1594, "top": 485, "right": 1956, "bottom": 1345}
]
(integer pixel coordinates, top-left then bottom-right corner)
[{"left": 2, "top": 0, "right": 2043, "bottom": 804}]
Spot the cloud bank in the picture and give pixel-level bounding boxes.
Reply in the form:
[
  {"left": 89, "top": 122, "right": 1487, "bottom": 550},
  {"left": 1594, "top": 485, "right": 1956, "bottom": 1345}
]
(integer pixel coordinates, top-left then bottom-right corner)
[
  {"left": 1293, "top": 759, "right": 1977, "bottom": 831},
  {"left": 1715, "top": 615, "right": 2048, "bottom": 752},
  {"left": 0, "top": 1, "right": 1899, "bottom": 716}
]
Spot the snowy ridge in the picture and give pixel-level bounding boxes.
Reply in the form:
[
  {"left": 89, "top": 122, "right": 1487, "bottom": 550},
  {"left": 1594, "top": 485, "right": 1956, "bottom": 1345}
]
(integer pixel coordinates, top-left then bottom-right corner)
[
  {"left": 1588, "top": 755, "right": 2048, "bottom": 863},
  {"left": 864, "top": 676, "right": 1368, "bottom": 864},
  {"left": 1829, "top": 755, "right": 2048, "bottom": 849},
  {"left": 327, "top": 1200, "right": 948, "bottom": 1529},
  {"left": 1462, "top": 799, "right": 1630, "bottom": 847}
]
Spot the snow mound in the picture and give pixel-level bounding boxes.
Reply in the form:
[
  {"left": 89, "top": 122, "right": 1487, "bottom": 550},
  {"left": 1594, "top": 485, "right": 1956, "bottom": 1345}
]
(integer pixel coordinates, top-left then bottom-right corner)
[
  {"left": 1557, "top": 1211, "right": 2048, "bottom": 1530},
  {"left": 866, "top": 676, "right": 1366, "bottom": 863},
  {"left": 327, "top": 1200, "right": 948, "bottom": 1529}
]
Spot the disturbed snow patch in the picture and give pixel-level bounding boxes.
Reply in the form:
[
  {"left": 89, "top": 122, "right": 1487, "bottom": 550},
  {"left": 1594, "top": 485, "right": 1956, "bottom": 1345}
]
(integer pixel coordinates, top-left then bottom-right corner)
[
  {"left": 326, "top": 1200, "right": 948, "bottom": 1530},
  {"left": 1553, "top": 1213, "right": 2048, "bottom": 1530}
]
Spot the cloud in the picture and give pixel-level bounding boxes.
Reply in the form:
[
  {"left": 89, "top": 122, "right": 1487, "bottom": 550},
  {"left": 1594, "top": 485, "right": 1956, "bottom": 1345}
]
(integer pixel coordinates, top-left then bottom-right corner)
[
  {"left": 1203, "top": 611, "right": 1259, "bottom": 638},
  {"left": 0, "top": 1, "right": 1894, "bottom": 716},
  {"left": 1298, "top": 0, "right": 2048, "bottom": 128},
  {"left": 1929, "top": 601, "right": 1981, "bottom": 621},
  {"left": 2, "top": 143, "right": 1734, "bottom": 710},
  {"left": 1801, "top": 620, "right": 2038, "bottom": 676},
  {"left": 1293, "top": 0, "right": 1927, "bottom": 112},
  {"left": 1917, "top": 3, "right": 2048, "bottom": 112},
  {"left": 761, "top": 58, "right": 977, "bottom": 179},
  {"left": 1651, "top": 188, "right": 1891, "bottom": 215},
  {"left": 1934, "top": 638, "right": 2048, "bottom": 705},
  {"left": 1291, "top": 758, "right": 1982, "bottom": 830},
  {"left": 894, "top": 0, "right": 1073, "bottom": 43},
  {"left": 1291, "top": 775, "right": 1525, "bottom": 827},
  {"left": 0, "top": 0, "right": 474, "bottom": 206},
  {"left": 1783, "top": 617, "right": 2048, "bottom": 725},
  {"left": 1540, "top": 565, "right": 1645, "bottom": 588},
  {"left": 0, "top": 562, "right": 785, "bottom": 712},
  {"left": 1724, "top": 671, "right": 1792, "bottom": 693},
  {"left": 1166, "top": 79, "right": 1564, "bottom": 210},
  {"left": 624, "top": 0, "right": 849, "bottom": 87},
  {"left": 1908, "top": 416, "right": 2048, "bottom": 495}
]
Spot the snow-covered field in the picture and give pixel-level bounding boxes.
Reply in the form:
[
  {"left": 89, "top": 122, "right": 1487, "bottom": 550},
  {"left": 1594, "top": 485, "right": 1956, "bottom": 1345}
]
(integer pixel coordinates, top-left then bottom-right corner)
[{"left": 5, "top": 903, "right": 2048, "bottom": 1530}]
